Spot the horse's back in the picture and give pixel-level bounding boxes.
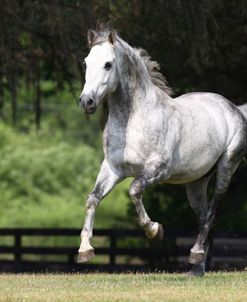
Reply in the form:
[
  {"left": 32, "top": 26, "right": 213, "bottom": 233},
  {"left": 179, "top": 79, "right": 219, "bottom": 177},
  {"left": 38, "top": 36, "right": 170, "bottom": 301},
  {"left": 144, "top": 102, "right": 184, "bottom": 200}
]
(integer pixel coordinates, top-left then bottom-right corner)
[
  {"left": 174, "top": 92, "right": 246, "bottom": 145},
  {"left": 166, "top": 92, "right": 247, "bottom": 183}
]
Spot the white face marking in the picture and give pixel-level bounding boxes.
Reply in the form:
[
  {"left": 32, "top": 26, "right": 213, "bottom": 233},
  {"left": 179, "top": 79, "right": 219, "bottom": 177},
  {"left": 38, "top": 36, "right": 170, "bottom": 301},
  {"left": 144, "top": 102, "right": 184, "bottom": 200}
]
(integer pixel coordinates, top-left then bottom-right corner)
[{"left": 81, "top": 42, "right": 116, "bottom": 106}]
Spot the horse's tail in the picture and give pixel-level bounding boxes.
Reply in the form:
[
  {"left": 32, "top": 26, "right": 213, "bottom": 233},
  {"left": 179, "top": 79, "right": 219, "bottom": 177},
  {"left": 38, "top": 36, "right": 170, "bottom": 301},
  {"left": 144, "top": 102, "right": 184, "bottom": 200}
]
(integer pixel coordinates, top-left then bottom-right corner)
[{"left": 238, "top": 104, "right": 247, "bottom": 121}]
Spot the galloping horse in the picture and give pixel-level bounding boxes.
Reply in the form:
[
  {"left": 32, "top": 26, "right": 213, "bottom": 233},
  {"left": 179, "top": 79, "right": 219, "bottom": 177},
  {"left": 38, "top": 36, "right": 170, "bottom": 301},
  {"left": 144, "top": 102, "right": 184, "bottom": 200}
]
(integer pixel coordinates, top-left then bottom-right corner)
[{"left": 78, "top": 24, "right": 247, "bottom": 276}]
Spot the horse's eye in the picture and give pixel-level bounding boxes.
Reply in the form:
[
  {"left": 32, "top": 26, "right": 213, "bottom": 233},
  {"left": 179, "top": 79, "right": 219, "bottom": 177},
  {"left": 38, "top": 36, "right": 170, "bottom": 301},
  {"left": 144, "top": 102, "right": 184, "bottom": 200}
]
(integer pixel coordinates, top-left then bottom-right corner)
[{"left": 104, "top": 62, "right": 112, "bottom": 70}]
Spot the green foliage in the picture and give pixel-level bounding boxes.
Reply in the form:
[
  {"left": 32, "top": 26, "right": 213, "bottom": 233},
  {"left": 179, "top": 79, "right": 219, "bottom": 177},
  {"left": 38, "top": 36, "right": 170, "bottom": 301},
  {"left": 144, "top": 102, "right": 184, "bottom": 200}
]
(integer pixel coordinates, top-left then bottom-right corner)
[
  {"left": 2, "top": 80, "right": 103, "bottom": 148},
  {"left": 0, "top": 123, "right": 97, "bottom": 227},
  {"left": 0, "top": 123, "right": 131, "bottom": 228}
]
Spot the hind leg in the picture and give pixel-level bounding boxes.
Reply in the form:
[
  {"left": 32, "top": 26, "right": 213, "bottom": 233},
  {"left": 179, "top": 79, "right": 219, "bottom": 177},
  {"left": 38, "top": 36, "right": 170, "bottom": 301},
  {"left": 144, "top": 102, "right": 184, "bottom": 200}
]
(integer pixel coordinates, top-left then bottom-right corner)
[
  {"left": 187, "top": 150, "right": 242, "bottom": 275},
  {"left": 185, "top": 173, "right": 213, "bottom": 276}
]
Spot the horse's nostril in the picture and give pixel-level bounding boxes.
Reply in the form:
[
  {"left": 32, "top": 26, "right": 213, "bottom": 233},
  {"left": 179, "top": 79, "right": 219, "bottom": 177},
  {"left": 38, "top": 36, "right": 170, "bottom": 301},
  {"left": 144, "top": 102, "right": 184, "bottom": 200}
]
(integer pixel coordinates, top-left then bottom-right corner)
[{"left": 87, "top": 99, "right": 94, "bottom": 106}]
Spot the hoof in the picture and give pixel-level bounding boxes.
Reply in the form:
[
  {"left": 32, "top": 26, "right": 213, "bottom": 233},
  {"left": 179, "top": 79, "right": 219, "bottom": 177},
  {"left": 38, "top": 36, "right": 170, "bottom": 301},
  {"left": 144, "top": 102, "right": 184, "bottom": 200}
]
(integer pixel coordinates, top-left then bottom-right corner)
[
  {"left": 185, "top": 264, "right": 205, "bottom": 277},
  {"left": 156, "top": 223, "right": 164, "bottom": 240},
  {"left": 188, "top": 251, "right": 205, "bottom": 264},
  {"left": 145, "top": 223, "right": 164, "bottom": 240},
  {"left": 185, "top": 270, "right": 205, "bottom": 277},
  {"left": 77, "top": 249, "right": 95, "bottom": 263}
]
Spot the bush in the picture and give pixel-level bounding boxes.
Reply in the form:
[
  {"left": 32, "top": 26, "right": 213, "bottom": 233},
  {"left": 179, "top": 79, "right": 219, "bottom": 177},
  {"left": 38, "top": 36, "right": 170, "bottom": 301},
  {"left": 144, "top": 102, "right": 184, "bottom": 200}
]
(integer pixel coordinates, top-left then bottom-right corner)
[{"left": 0, "top": 123, "right": 100, "bottom": 227}]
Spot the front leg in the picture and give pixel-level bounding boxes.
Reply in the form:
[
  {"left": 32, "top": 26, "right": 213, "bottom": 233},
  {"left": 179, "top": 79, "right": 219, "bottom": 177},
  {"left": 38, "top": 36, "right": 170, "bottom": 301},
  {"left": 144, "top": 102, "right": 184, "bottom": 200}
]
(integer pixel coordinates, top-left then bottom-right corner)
[
  {"left": 129, "top": 156, "right": 170, "bottom": 240},
  {"left": 78, "top": 160, "right": 121, "bottom": 263}
]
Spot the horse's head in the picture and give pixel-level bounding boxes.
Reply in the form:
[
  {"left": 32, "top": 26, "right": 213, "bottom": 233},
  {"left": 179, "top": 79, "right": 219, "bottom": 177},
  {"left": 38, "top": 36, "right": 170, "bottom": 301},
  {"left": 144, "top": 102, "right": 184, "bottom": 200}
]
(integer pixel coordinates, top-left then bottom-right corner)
[{"left": 79, "top": 27, "right": 118, "bottom": 114}]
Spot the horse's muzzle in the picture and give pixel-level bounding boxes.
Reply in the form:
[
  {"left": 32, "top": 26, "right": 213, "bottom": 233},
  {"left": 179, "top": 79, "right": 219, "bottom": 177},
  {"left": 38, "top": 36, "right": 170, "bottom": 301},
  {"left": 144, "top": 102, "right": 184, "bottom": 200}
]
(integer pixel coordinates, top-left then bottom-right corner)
[
  {"left": 79, "top": 95, "right": 97, "bottom": 114},
  {"left": 84, "top": 106, "right": 97, "bottom": 114}
]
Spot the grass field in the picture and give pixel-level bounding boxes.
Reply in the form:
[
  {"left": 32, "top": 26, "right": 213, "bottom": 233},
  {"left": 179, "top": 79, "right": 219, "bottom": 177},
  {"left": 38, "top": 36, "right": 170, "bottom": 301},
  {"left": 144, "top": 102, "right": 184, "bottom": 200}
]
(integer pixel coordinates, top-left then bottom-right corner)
[{"left": 0, "top": 272, "right": 246, "bottom": 302}]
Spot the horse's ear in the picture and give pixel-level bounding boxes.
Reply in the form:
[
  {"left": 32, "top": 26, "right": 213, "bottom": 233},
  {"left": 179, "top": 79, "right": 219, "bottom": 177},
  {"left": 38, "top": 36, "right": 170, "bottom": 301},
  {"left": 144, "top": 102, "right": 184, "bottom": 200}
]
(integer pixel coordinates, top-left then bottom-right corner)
[
  {"left": 108, "top": 31, "right": 116, "bottom": 45},
  {"left": 87, "top": 29, "right": 97, "bottom": 48}
]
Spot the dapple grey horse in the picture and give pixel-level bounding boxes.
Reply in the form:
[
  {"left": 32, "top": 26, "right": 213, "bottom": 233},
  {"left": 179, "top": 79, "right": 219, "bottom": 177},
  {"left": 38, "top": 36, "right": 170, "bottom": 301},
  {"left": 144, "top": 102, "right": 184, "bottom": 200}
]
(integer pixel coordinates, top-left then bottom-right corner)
[{"left": 78, "top": 24, "right": 247, "bottom": 276}]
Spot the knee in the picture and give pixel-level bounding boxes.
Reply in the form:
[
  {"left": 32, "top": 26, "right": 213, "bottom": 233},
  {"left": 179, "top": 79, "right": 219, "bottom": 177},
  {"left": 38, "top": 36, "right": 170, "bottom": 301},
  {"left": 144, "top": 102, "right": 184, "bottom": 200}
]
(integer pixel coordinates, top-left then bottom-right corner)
[
  {"left": 86, "top": 193, "right": 100, "bottom": 209},
  {"left": 129, "top": 179, "right": 144, "bottom": 200}
]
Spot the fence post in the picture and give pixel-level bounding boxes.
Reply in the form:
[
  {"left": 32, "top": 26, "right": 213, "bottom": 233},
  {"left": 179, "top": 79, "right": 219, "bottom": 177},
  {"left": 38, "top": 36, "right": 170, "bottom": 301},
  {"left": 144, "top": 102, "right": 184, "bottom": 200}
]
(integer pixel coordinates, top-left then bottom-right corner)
[
  {"left": 109, "top": 232, "right": 116, "bottom": 266},
  {"left": 68, "top": 253, "right": 75, "bottom": 264},
  {"left": 14, "top": 233, "right": 21, "bottom": 262}
]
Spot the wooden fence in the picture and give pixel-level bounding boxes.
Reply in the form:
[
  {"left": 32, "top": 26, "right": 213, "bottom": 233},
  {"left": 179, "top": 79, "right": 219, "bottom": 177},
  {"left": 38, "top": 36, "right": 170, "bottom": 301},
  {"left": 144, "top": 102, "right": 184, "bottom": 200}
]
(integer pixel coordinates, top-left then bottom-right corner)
[{"left": 0, "top": 228, "right": 246, "bottom": 273}]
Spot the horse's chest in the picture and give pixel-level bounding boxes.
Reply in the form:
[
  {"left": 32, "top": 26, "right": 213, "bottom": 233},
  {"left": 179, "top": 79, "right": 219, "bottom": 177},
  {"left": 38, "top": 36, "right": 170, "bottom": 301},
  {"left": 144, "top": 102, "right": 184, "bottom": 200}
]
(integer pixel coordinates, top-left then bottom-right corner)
[{"left": 105, "top": 126, "right": 149, "bottom": 175}]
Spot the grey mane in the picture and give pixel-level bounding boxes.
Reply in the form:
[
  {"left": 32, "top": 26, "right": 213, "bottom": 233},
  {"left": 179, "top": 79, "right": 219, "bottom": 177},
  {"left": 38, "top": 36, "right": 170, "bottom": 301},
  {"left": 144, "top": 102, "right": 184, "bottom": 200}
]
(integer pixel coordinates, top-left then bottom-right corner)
[
  {"left": 137, "top": 48, "right": 172, "bottom": 95},
  {"left": 89, "top": 24, "right": 172, "bottom": 95}
]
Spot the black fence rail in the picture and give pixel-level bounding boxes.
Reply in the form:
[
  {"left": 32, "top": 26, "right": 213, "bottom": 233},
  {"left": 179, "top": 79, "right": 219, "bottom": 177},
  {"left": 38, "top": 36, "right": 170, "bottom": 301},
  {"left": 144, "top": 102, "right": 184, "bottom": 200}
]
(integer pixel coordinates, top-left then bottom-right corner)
[{"left": 0, "top": 228, "right": 247, "bottom": 273}]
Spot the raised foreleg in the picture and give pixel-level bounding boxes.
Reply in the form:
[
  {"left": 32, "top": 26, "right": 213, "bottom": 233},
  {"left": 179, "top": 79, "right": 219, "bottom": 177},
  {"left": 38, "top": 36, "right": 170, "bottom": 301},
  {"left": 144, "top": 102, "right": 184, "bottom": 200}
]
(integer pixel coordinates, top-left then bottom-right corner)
[
  {"left": 77, "top": 160, "right": 121, "bottom": 263},
  {"left": 129, "top": 156, "right": 170, "bottom": 239}
]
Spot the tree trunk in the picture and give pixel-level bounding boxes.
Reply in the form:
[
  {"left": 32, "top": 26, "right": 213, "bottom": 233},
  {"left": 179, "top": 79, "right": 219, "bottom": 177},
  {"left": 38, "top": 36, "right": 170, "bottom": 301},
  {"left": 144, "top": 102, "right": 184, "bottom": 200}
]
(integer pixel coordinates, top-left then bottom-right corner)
[
  {"left": 34, "top": 74, "right": 41, "bottom": 131},
  {"left": 0, "top": 73, "right": 4, "bottom": 120},
  {"left": 7, "top": 73, "right": 17, "bottom": 126}
]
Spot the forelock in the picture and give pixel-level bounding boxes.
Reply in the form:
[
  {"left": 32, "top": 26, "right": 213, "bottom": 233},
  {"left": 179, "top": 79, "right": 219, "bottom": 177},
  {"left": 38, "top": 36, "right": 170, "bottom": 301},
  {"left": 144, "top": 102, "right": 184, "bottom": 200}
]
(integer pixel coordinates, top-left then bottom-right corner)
[{"left": 88, "top": 23, "right": 117, "bottom": 48}]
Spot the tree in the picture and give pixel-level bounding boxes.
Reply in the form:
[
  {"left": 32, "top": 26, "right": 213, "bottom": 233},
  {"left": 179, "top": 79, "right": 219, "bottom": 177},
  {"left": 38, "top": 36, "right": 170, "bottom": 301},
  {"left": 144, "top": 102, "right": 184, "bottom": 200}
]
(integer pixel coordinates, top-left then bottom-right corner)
[
  {"left": 0, "top": 0, "right": 96, "bottom": 128},
  {"left": 1, "top": 0, "right": 247, "bottom": 127}
]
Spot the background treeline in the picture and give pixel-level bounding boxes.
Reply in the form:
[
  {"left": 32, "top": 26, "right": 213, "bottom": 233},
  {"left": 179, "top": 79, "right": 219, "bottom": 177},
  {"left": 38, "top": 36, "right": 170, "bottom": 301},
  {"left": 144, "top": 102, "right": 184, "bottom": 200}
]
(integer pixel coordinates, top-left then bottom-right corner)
[{"left": 0, "top": 0, "right": 247, "bottom": 231}]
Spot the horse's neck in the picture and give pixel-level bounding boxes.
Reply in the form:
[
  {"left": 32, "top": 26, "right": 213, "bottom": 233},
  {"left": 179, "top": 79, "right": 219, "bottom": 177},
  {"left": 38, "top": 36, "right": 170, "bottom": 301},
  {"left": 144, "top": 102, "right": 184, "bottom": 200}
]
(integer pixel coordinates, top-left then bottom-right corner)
[
  {"left": 107, "top": 83, "right": 131, "bottom": 126},
  {"left": 107, "top": 81, "right": 171, "bottom": 127},
  {"left": 107, "top": 43, "right": 172, "bottom": 126}
]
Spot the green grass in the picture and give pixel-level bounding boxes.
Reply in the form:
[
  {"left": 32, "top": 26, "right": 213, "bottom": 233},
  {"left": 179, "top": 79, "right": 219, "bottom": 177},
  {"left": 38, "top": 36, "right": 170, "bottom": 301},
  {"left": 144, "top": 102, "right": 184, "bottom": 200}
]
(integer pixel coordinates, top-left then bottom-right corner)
[{"left": 0, "top": 272, "right": 246, "bottom": 301}]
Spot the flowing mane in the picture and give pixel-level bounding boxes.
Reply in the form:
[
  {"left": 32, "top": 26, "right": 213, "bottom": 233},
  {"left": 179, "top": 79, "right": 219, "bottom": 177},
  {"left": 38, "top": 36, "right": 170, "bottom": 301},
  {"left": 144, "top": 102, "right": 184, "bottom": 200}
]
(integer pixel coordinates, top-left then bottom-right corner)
[
  {"left": 137, "top": 48, "right": 172, "bottom": 95},
  {"left": 88, "top": 24, "right": 172, "bottom": 95}
]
